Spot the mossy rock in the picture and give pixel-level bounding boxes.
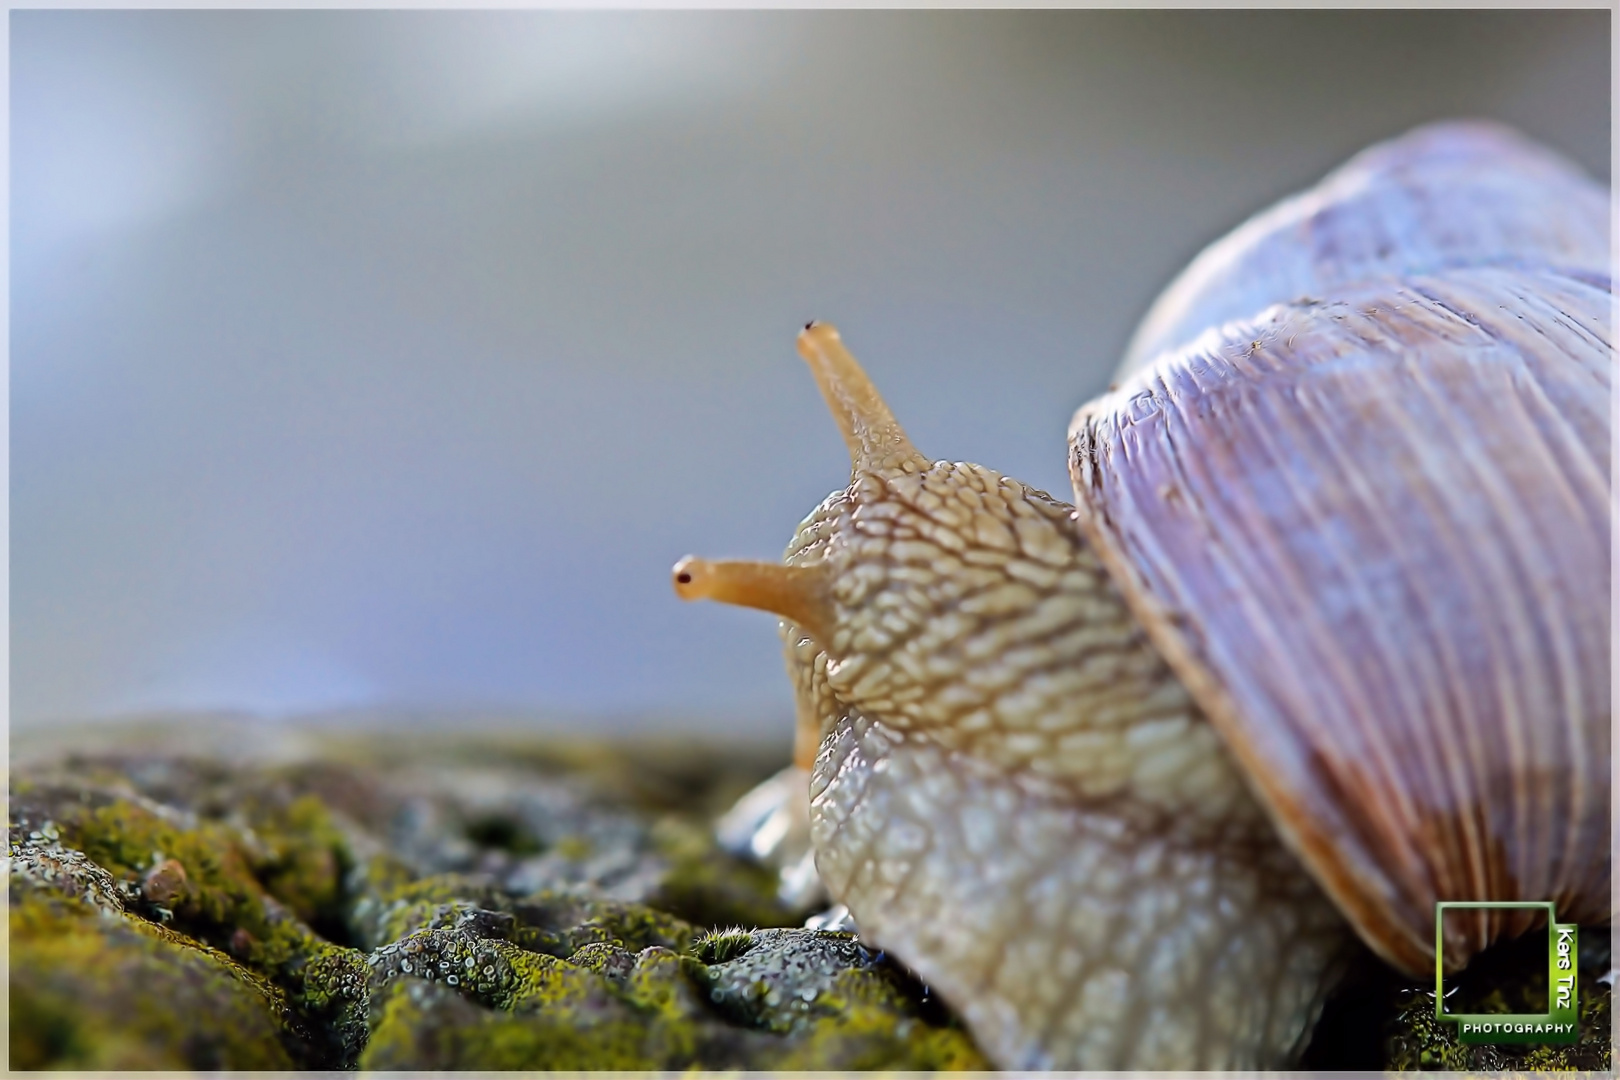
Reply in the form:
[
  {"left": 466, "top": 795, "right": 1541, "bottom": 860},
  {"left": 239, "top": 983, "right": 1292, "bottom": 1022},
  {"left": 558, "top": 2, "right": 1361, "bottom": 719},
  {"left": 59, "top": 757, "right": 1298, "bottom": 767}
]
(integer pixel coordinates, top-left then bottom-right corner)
[
  {"left": 360, "top": 930, "right": 752, "bottom": 1069},
  {"left": 358, "top": 922, "right": 987, "bottom": 1070},
  {"left": 9, "top": 738, "right": 998, "bottom": 1071},
  {"left": 362, "top": 975, "right": 712, "bottom": 1070},
  {"left": 10, "top": 875, "right": 297, "bottom": 1069},
  {"left": 12, "top": 742, "right": 988, "bottom": 1071},
  {"left": 768, "top": 967, "right": 993, "bottom": 1070},
  {"left": 242, "top": 790, "right": 353, "bottom": 931},
  {"left": 647, "top": 814, "right": 803, "bottom": 930},
  {"left": 348, "top": 872, "right": 509, "bottom": 950},
  {"left": 11, "top": 782, "right": 371, "bottom": 1067},
  {"left": 352, "top": 873, "right": 704, "bottom": 959},
  {"left": 696, "top": 927, "right": 988, "bottom": 1069}
]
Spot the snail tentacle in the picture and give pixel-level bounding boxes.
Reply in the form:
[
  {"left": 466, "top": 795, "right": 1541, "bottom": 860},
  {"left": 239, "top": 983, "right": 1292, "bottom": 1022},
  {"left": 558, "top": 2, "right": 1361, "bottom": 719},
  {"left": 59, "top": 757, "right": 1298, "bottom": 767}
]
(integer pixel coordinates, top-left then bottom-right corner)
[
  {"left": 672, "top": 556, "right": 836, "bottom": 647},
  {"left": 797, "top": 321, "right": 929, "bottom": 477}
]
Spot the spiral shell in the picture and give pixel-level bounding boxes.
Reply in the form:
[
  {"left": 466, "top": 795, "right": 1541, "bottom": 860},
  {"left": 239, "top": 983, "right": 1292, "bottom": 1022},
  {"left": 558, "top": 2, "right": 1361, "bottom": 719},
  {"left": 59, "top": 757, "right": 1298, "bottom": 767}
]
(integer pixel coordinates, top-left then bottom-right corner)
[{"left": 1069, "top": 120, "right": 1611, "bottom": 974}]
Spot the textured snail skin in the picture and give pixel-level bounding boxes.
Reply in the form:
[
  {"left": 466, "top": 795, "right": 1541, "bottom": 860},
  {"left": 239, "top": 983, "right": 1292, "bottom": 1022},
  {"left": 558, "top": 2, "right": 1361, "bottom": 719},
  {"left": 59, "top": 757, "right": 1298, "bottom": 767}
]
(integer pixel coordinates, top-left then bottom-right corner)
[{"left": 779, "top": 453, "right": 1352, "bottom": 1068}]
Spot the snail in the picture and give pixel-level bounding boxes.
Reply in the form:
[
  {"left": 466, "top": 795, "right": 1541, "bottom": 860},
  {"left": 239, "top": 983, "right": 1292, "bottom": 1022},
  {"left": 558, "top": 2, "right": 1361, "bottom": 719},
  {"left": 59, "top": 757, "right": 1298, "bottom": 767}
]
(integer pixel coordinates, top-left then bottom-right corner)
[{"left": 672, "top": 120, "right": 1612, "bottom": 1069}]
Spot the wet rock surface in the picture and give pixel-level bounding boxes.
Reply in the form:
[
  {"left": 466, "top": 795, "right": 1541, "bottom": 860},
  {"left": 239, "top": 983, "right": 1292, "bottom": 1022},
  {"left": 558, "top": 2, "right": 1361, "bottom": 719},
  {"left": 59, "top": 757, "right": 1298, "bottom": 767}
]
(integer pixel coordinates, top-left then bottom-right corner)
[{"left": 8, "top": 720, "right": 988, "bottom": 1070}]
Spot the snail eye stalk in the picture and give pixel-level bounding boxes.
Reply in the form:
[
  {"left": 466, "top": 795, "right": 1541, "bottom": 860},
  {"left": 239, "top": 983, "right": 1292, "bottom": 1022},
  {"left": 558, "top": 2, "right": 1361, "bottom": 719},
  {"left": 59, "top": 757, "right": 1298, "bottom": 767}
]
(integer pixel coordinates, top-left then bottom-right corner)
[
  {"left": 797, "top": 322, "right": 929, "bottom": 477},
  {"left": 671, "top": 556, "right": 835, "bottom": 646}
]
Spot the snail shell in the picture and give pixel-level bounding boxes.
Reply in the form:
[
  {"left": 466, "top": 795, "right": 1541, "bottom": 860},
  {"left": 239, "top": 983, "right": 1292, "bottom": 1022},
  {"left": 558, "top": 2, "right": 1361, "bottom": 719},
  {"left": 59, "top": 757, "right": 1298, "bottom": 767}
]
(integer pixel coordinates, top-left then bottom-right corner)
[
  {"left": 1071, "top": 120, "right": 1611, "bottom": 974},
  {"left": 1122, "top": 120, "right": 1611, "bottom": 374},
  {"left": 675, "top": 120, "right": 1611, "bottom": 1069}
]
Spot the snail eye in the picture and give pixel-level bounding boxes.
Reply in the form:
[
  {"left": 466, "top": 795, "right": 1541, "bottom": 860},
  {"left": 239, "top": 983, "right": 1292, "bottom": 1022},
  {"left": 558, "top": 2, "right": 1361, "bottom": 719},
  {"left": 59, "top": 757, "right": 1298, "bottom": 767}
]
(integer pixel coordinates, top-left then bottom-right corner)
[{"left": 676, "top": 572, "right": 693, "bottom": 585}]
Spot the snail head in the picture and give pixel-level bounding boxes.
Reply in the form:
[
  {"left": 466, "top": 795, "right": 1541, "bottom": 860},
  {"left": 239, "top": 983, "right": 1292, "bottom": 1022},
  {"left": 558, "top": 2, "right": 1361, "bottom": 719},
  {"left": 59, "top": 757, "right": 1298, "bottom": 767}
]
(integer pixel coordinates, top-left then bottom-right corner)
[
  {"left": 673, "top": 324, "right": 1245, "bottom": 814},
  {"left": 670, "top": 322, "right": 918, "bottom": 649}
]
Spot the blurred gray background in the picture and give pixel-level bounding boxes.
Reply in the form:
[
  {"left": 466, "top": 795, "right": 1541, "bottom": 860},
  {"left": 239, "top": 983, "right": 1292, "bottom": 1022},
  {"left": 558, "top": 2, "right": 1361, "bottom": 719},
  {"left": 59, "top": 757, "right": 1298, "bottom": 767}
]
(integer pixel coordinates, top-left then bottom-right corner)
[{"left": 12, "top": 10, "right": 1611, "bottom": 737}]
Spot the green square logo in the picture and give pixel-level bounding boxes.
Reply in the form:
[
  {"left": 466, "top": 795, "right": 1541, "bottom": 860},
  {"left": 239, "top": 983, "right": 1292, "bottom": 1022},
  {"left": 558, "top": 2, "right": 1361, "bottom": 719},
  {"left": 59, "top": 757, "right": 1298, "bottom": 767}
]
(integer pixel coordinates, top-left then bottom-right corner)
[{"left": 1434, "top": 901, "right": 1579, "bottom": 1045}]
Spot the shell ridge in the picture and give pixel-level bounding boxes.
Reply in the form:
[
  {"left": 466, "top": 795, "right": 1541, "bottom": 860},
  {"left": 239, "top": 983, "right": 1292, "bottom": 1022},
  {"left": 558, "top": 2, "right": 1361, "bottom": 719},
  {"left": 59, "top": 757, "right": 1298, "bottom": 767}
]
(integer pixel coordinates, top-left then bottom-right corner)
[
  {"left": 1398, "top": 352, "right": 1560, "bottom": 937},
  {"left": 1074, "top": 262, "right": 1612, "bottom": 969},
  {"left": 1166, "top": 373, "right": 1417, "bottom": 805},
  {"left": 1418, "top": 265, "right": 1615, "bottom": 366},
  {"left": 1164, "top": 363, "right": 1462, "bottom": 947},
  {"left": 1241, "top": 371, "right": 1465, "bottom": 904},
  {"left": 1121, "top": 120, "right": 1609, "bottom": 372},
  {"left": 1074, "top": 412, "right": 1420, "bottom": 972},
  {"left": 1405, "top": 318, "right": 1611, "bottom": 910},
  {"left": 1078, "top": 376, "right": 1431, "bottom": 964},
  {"left": 1285, "top": 367, "right": 1518, "bottom": 950},
  {"left": 1381, "top": 330, "right": 1544, "bottom": 940},
  {"left": 1500, "top": 351, "right": 1610, "bottom": 915},
  {"left": 1112, "top": 266, "right": 1612, "bottom": 421},
  {"left": 1072, "top": 405, "right": 1305, "bottom": 814},
  {"left": 1290, "top": 340, "right": 1574, "bottom": 953}
]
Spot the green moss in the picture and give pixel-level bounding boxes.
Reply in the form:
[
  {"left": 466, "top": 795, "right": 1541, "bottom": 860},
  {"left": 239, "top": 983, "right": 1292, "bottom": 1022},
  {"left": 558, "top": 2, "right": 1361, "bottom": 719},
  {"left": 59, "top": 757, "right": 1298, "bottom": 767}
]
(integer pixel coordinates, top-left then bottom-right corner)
[
  {"left": 515, "top": 892, "right": 702, "bottom": 957},
  {"left": 693, "top": 926, "right": 758, "bottom": 964},
  {"left": 501, "top": 942, "right": 607, "bottom": 1010},
  {"left": 13, "top": 739, "right": 991, "bottom": 1072},
  {"left": 772, "top": 968, "right": 988, "bottom": 1070},
  {"left": 293, "top": 946, "right": 372, "bottom": 1066},
  {"left": 648, "top": 815, "right": 802, "bottom": 929},
  {"left": 361, "top": 875, "right": 705, "bottom": 959},
  {"left": 617, "top": 948, "right": 713, "bottom": 1062},
  {"left": 566, "top": 940, "right": 637, "bottom": 979},
  {"left": 361, "top": 934, "right": 710, "bottom": 1069},
  {"left": 43, "top": 794, "right": 371, "bottom": 1066},
  {"left": 9, "top": 885, "right": 296, "bottom": 1070},
  {"left": 349, "top": 848, "right": 418, "bottom": 898},
  {"left": 619, "top": 946, "right": 710, "bottom": 1017},
  {"left": 361, "top": 979, "right": 670, "bottom": 1070},
  {"left": 341, "top": 848, "right": 422, "bottom": 948},
  {"left": 351, "top": 874, "right": 508, "bottom": 949},
  {"left": 249, "top": 793, "right": 351, "bottom": 928},
  {"left": 552, "top": 835, "right": 593, "bottom": 860}
]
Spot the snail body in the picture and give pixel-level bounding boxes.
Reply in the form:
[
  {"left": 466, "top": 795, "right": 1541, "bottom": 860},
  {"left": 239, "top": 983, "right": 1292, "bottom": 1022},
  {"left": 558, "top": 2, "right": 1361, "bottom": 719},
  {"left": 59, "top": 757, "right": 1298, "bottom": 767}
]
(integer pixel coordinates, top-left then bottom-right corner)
[{"left": 674, "top": 121, "right": 1611, "bottom": 1068}]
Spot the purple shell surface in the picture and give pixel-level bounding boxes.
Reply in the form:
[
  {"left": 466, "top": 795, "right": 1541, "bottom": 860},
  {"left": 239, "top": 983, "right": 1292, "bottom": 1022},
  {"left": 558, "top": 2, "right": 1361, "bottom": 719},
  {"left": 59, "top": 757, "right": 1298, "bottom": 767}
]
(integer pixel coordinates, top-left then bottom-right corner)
[
  {"left": 1071, "top": 122, "right": 1613, "bottom": 974},
  {"left": 1122, "top": 120, "right": 1611, "bottom": 376}
]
